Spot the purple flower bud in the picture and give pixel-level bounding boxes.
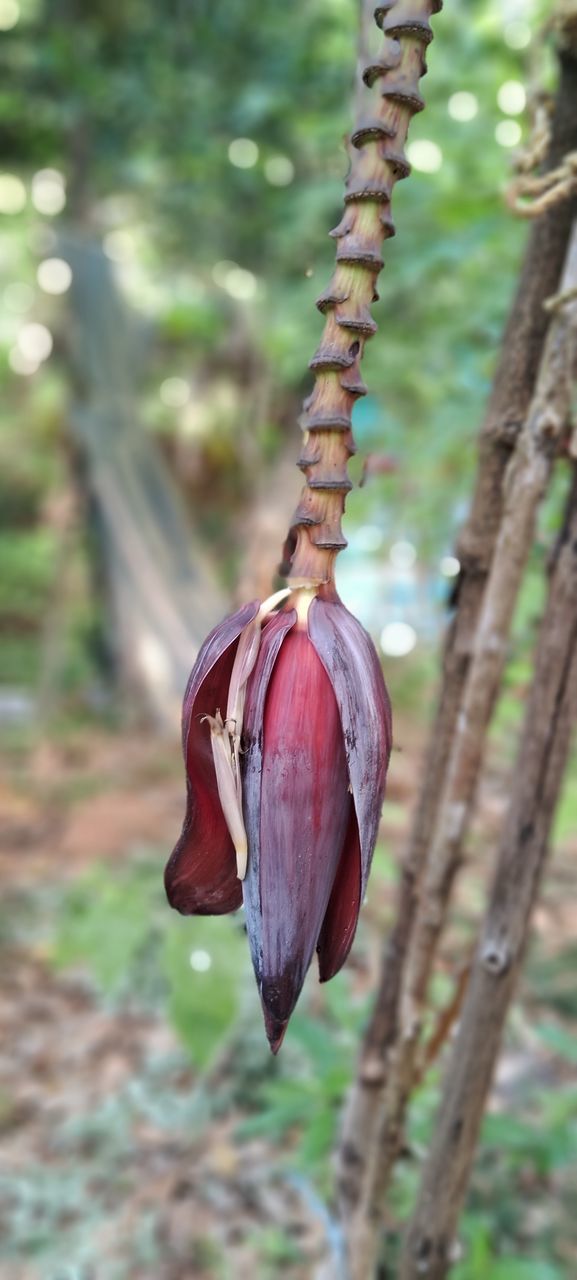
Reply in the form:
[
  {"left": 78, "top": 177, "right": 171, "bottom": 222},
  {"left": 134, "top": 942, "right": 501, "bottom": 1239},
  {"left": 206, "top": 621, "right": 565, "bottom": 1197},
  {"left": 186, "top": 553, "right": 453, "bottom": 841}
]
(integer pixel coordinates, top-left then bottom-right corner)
[{"left": 165, "top": 592, "right": 392, "bottom": 1051}]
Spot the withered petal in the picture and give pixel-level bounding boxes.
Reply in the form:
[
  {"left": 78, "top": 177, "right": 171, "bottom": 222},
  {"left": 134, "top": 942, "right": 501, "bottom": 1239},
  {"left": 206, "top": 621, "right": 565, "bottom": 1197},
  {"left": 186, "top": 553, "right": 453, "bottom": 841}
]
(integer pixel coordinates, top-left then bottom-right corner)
[
  {"left": 165, "top": 600, "right": 259, "bottom": 915},
  {"left": 308, "top": 597, "right": 392, "bottom": 902},
  {"left": 244, "top": 622, "right": 351, "bottom": 1050},
  {"left": 180, "top": 601, "right": 260, "bottom": 756},
  {"left": 317, "top": 804, "right": 362, "bottom": 983}
]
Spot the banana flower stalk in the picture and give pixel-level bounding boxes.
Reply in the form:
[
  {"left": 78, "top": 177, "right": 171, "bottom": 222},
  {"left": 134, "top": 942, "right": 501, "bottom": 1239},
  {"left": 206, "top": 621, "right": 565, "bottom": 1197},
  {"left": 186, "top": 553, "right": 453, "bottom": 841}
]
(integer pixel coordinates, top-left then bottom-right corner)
[{"left": 165, "top": 0, "right": 439, "bottom": 1049}]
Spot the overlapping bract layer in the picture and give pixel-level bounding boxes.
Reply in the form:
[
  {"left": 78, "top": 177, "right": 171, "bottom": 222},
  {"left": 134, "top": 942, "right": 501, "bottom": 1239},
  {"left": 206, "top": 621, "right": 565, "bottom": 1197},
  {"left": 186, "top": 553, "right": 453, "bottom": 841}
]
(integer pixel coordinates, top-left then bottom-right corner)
[
  {"left": 165, "top": 596, "right": 392, "bottom": 1050},
  {"left": 164, "top": 600, "right": 259, "bottom": 915}
]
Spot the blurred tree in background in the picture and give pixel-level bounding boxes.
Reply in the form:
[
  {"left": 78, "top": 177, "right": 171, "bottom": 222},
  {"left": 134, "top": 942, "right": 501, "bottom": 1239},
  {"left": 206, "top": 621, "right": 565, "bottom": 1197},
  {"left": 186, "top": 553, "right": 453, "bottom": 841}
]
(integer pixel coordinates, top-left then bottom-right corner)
[{"left": 0, "top": 0, "right": 543, "bottom": 721}]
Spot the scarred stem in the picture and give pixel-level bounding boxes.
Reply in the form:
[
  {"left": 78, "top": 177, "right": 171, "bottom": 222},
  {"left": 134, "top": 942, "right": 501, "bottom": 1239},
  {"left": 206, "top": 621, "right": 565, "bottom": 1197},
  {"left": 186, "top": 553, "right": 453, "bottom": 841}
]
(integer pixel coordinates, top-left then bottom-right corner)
[{"left": 285, "top": 1, "right": 442, "bottom": 588}]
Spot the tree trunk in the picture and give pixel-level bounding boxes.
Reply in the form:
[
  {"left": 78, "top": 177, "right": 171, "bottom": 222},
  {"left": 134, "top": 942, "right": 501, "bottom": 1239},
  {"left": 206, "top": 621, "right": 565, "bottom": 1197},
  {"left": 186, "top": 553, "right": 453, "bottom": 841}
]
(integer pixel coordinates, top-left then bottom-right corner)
[{"left": 62, "top": 234, "right": 226, "bottom": 729}]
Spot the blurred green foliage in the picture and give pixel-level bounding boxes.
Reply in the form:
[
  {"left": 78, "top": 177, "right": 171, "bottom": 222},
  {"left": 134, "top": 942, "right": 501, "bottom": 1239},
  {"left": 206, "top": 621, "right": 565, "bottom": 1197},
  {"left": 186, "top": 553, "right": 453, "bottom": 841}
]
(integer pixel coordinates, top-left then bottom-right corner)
[
  {"left": 51, "top": 857, "right": 249, "bottom": 1069},
  {"left": 40, "top": 850, "right": 577, "bottom": 1278},
  {"left": 0, "top": 0, "right": 560, "bottom": 695}
]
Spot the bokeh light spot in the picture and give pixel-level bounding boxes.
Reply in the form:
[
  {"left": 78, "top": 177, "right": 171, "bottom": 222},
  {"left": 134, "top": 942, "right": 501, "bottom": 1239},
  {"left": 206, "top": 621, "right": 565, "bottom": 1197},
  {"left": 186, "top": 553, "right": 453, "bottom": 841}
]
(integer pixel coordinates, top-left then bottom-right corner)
[
  {"left": 228, "top": 138, "right": 259, "bottom": 169},
  {"left": 407, "top": 139, "right": 443, "bottom": 173},
  {"left": 9, "top": 347, "right": 38, "bottom": 376},
  {"left": 37, "top": 258, "right": 72, "bottom": 295},
  {"left": 0, "top": 0, "right": 19, "bottom": 30},
  {"left": 17, "top": 322, "right": 53, "bottom": 363},
  {"left": 504, "top": 20, "right": 531, "bottom": 50},
  {"left": 212, "top": 260, "right": 236, "bottom": 288},
  {"left": 31, "top": 169, "right": 66, "bottom": 216},
  {"left": 0, "top": 173, "right": 26, "bottom": 214},
  {"left": 264, "top": 155, "right": 295, "bottom": 186},
  {"left": 390, "top": 540, "right": 417, "bottom": 570},
  {"left": 380, "top": 622, "right": 417, "bottom": 658},
  {"left": 448, "top": 92, "right": 478, "bottom": 122},
  {"left": 189, "top": 949, "right": 212, "bottom": 973},
  {"left": 495, "top": 120, "right": 522, "bottom": 148},
  {"left": 440, "top": 555, "right": 460, "bottom": 578},
  {"left": 160, "top": 377, "right": 190, "bottom": 408},
  {"left": 103, "top": 229, "right": 135, "bottom": 262},
  {"left": 221, "top": 266, "right": 257, "bottom": 301},
  {"left": 497, "top": 80, "right": 526, "bottom": 116}
]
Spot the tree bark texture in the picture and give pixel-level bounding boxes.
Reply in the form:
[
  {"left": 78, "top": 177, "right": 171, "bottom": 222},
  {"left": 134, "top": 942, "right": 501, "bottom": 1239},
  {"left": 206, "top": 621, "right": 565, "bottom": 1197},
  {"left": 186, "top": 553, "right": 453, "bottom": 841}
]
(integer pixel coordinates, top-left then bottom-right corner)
[{"left": 399, "top": 470, "right": 577, "bottom": 1279}]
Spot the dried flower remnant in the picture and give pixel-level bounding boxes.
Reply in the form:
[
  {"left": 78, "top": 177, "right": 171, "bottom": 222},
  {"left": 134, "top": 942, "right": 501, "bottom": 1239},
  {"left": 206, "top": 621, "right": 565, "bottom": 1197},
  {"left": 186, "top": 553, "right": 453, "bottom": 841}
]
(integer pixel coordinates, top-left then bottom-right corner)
[
  {"left": 166, "top": 0, "right": 440, "bottom": 1048},
  {"left": 200, "top": 588, "right": 290, "bottom": 879}
]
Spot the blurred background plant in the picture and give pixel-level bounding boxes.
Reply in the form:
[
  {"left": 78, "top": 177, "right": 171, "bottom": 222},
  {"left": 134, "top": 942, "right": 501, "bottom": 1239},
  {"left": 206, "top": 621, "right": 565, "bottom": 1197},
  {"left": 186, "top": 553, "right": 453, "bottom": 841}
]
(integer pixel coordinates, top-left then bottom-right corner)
[{"left": 1, "top": 0, "right": 577, "bottom": 1278}]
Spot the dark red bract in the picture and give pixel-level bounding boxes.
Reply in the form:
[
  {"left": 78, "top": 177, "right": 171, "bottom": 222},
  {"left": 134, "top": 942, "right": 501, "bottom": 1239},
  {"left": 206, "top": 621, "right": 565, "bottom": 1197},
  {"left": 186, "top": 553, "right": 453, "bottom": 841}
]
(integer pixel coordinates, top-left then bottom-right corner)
[
  {"left": 165, "top": 592, "right": 392, "bottom": 1051},
  {"left": 164, "top": 600, "right": 259, "bottom": 915}
]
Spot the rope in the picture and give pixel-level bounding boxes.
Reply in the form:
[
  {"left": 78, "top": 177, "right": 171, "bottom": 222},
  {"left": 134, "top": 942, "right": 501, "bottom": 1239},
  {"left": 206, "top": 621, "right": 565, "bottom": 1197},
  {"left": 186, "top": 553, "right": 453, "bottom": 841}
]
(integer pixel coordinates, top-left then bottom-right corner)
[
  {"left": 544, "top": 282, "right": 577, "bottom": 313},
  {"left": 506, "top": 150, "right": 577, "bottom": 218}
]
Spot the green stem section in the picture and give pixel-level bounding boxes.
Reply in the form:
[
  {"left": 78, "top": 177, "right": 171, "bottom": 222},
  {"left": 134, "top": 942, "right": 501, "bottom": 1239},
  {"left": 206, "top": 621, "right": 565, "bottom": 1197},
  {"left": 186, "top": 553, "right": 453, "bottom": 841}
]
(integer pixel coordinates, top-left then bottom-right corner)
[{"left": 285, "top": 0, "right": 442, "bottom": 589}]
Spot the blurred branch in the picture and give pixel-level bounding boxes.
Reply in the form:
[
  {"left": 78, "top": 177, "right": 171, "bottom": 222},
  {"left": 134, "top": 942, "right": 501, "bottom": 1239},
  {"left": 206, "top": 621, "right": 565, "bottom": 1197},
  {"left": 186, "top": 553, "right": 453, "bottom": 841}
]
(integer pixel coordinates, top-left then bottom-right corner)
[
  {"left": 336, "top": 16, "right": 577, "bottom": 1276},
  {"left": 405, "top": 219, "right": 577, "bottom": 1014},
  {"left": 412, "top": 959, "right": 471, "bottom": 1088},
  {"left": 339, "top": 210, "right": 577, "bottom": 1280},
  {"left": 400, "top": 469, "right": 577, "bottom": 1279}
]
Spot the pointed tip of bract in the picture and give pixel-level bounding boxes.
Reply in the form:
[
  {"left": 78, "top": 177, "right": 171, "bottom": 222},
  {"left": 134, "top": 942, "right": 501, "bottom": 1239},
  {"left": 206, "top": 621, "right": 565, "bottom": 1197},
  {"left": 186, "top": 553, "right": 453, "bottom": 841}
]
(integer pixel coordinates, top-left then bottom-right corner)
[
  {"left": 263, "top": 1006, "right": 289, "bottom": 1055},
  {"left": 260, "top": 974, "right": 296, "bottom": 1054}
]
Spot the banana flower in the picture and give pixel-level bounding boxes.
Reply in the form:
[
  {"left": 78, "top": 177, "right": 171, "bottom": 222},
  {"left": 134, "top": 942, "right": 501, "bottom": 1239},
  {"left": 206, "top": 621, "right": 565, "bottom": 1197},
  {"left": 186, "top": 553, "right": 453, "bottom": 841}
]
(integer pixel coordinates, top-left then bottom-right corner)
[{"left": 165, "top": 588, "right": 391, "bottom": 1051}]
